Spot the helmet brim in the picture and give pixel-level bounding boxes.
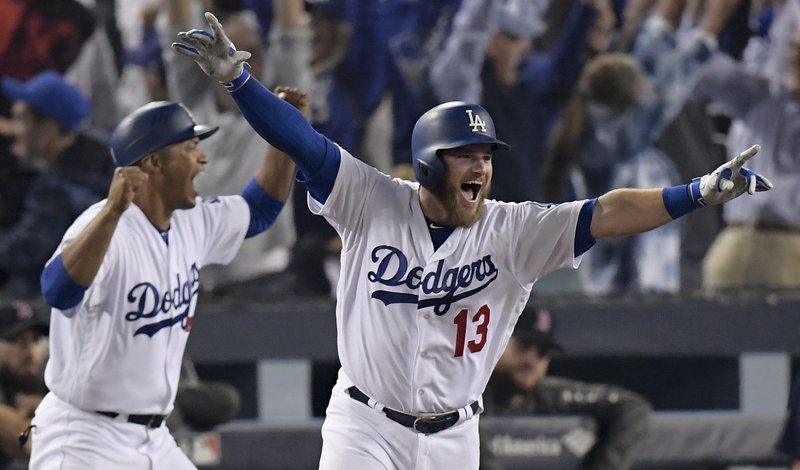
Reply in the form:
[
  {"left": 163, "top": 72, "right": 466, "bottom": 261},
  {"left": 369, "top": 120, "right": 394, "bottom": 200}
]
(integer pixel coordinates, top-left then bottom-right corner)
[{"left": 194, "top": 124, "right": 219, "bottom": 141}]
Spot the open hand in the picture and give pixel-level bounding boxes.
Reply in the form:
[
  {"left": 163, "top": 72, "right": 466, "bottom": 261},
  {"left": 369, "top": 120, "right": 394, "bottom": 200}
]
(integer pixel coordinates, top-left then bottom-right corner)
[{"left": 172, "top": 12, "right": 251, "bottom": 83}]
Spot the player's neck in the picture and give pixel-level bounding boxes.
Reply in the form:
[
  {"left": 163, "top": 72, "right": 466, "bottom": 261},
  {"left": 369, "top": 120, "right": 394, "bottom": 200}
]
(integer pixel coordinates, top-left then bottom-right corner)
[{"left": 133, "top": 190, "right": 172, "bottom": 231}]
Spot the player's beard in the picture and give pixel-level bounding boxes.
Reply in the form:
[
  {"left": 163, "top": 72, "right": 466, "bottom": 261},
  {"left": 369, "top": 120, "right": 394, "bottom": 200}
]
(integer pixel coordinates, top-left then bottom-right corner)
[{"left": 431, "top": 180, "right": 490, "bottom": 227}]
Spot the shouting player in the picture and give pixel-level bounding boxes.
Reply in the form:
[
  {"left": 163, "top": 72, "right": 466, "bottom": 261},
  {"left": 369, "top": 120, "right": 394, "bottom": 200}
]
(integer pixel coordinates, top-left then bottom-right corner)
[
  {"left": 174, "top": 13, "right": 773, "bottom": 469},
  {"left": 30, "top": 89, "right": 308, "bottom": 469}
]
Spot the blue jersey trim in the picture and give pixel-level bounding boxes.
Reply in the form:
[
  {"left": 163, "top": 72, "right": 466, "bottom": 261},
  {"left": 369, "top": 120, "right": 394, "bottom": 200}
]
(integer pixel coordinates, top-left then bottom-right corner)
[
  {"left": 574, "top": 199, "right": 597, "bottom": 257},
  {"left": 41, "top": 254, "right": 86, "bottom": 310},
  {"left": 241, "top": 178, "right": 286, "bottom": 238}
]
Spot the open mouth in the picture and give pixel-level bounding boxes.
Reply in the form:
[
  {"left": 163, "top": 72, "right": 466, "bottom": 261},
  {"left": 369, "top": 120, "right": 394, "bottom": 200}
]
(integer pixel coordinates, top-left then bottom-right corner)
[{"left": 460, "top": 182, "right": 482, "bottom": 202}]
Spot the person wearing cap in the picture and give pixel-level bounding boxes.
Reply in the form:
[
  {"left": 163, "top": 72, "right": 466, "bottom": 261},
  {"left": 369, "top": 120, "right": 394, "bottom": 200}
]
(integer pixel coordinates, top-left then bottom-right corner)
[
  {"left": 482, "top": 306, "right": 651, "bottom": 470},
  {"left": 31, "top": 88, "right": 306, "bottom": 468},
  {"left": 0, "top": 300, "right": 49, "bottom": 466},
  {"left": 0, "top": 71, "right": 112, "bottom": 300}
]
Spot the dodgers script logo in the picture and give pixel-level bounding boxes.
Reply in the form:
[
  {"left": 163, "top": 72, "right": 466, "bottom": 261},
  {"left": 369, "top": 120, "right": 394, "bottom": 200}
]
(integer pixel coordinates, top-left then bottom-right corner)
[
  {"left": 124, "top": 263, "right": 200, "bottom": 337},
  {"left": 367, "top": 245, "right": 498, "bottom": 315}
]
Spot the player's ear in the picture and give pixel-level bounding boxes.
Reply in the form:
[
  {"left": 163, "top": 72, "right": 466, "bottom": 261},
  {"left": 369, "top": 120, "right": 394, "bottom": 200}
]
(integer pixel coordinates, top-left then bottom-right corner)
[{"left": 138, "top": 153, "right": 161, "bottom": 173}]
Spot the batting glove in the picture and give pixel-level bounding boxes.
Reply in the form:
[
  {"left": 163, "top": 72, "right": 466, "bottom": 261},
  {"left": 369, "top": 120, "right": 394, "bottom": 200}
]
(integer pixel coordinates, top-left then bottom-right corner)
[
  {"left": 694, "top": 144, "right": 773, "bottom": 206},
  {"left": 171, "top": 12, "right": 251, "bottom": 84}
]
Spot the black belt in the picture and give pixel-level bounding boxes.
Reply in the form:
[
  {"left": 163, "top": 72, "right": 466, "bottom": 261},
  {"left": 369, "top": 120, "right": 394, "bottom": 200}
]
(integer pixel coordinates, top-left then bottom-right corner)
[
  {"left": 346, "top": 386, "right": 479, "bottom": 435},
  {"left": 96, "top": 411, "right": 166, "bottom": 428}
]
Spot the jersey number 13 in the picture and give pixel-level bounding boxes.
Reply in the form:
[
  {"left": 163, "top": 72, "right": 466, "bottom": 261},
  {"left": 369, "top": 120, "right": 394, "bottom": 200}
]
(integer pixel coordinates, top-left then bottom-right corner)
[{"left": 453, "top": 304, "right": 490, "bottom": 357}]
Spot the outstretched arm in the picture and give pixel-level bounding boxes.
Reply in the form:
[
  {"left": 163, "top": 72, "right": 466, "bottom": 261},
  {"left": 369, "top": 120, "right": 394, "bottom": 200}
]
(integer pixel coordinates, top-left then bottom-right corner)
[
  {"left": 171, "top": 12, "right": 340, "bottom": 203},
  {"left": 241, "top": 87, "right": 305, "bottom": 238},
  {"left": 590, "top": 145, "right": 772, "bottom": 239}
]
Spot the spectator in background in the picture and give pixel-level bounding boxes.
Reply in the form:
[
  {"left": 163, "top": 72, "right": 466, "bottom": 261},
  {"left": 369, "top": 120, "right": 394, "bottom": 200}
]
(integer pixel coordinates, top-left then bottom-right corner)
[
  {"left": 123, "top": 4, "right": 169, "bottom": 102},
  {"left": 0, "top": 299, "right": 49, "bottom": 467},
  {"left": 694, "top": 20, "right": 800, "bottom": 290},
  {"left": 161, "top": 0, "right": 312, "bottom": 291},
  {"left": 0, "top": 72, "right": 111, "bottom": 300},
  {"left": 350, "top": 0, "right": 460, "bottom": 176},
  {"left": 257, "top": 0, "right": 355, "bottom": 298},
  {"left": 482, "top": 306, "right": 651, "bottom": 470},
  {"left": 0, "top": 0, "right": 94, "bottom": 81},
  {"left": 431, "top": 0, "right": 615, "bottom": 203},
  {"left": 540, "top": 0, "right": 738, "bottom": 295}
]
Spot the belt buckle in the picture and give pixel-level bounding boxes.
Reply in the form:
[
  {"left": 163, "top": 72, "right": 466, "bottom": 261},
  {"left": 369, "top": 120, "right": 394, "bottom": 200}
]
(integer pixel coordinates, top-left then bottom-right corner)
[{"left": 412, "top": 414, "right": 449, "bottom": 434}]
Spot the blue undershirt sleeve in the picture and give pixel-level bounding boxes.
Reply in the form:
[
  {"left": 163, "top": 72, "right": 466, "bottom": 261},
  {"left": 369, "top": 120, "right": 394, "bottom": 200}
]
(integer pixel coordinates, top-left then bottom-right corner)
[
  {"left": 241, "top": 178, "right": 286, "bottom": 238},
  {"left": 41, "top": 254, "right": 87, "bottom": 310},
  {"left": 227, "top": 70, "right": 341, "bottom": 203},
  {"left": 574, "top": 199, "right": 597, "bottom": 257}
]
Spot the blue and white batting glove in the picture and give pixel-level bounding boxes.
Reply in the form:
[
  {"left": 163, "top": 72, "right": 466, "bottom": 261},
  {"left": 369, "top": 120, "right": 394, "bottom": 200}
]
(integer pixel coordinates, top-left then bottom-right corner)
[
  {"left": 694, "top": 144, "right": 773, "bottom": 206},
  {"left": 171, "top": 12, "right": 251, "bottom": 85}
]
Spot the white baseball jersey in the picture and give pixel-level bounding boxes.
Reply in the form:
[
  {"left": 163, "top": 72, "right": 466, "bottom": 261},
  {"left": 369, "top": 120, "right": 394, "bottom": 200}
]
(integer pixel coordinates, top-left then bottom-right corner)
[
  {"left": 43, "top": 196, "right": 249, "bottom": 415},
  {"left": 310, "top": 148, "right": 585, "bottom": 414}
]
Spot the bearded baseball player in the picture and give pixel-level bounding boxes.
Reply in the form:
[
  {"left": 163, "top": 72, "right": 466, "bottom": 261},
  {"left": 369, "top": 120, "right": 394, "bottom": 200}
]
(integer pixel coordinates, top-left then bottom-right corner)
[
  {"left": 30, "top": 89, "right": 308, "bottom": 469},
  {"left": 174, "top": 13, "right": 773, "bottom": 470}
]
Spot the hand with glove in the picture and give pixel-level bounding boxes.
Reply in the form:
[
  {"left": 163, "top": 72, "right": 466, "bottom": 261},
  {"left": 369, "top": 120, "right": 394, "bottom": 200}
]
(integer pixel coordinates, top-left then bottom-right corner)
[
  {"left": 172, "top": 12, "right": 251, "bottom": 84},
  {"left": 694, "top": 144, "right": 773, "bottom": 205},
  {"left": 662, "top": 144, "right": 773, "bottom": 220}
]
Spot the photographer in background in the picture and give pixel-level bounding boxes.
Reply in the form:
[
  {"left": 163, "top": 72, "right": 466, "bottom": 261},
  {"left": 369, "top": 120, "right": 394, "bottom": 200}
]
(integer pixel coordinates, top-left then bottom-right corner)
[
  {"left": 0, "top": 300, "right": 48, "bottom": 468},
  {"left": 482, "top": 306, "right": 651, "bottom": 470}
]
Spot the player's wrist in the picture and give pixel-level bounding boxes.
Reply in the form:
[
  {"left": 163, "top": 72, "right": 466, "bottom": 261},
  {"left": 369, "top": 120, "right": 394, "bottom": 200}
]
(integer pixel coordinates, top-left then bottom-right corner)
[
  {"left": 662, "top": 180, "right": 703, "bottom": 219},
  {"left": 223, "top": 68, "right": 250, "bottom": 92}
]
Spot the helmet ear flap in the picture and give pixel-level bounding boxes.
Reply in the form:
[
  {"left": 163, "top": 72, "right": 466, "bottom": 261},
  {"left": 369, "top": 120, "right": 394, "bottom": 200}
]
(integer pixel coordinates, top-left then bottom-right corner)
[{"left": 415, "top": 147, "right": 446, "bottom": 188}]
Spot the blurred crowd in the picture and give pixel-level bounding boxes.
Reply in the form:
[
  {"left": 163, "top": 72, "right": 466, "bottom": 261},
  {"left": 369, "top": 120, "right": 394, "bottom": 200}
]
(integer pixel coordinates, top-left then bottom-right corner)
[
  {"left": 0, "top": 0, "right": 799, "bottom": 304},
  {"left": 0, "top": 0, "right": 799, "bottom": 467}
]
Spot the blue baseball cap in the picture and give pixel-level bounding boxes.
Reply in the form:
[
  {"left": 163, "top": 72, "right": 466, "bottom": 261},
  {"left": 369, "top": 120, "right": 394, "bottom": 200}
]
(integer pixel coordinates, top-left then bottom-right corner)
[{"left": 2, "top": 71, "right": 90, "bottom": 132}]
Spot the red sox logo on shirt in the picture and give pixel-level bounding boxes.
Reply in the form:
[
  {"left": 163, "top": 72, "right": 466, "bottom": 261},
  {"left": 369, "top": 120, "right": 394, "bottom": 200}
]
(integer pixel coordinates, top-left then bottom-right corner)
[
  {"left": 367, "top": 245, "right": 498, "bottom": 316},
  {"left": 124, "top": 263, "right": 200, "bottom": 337}
]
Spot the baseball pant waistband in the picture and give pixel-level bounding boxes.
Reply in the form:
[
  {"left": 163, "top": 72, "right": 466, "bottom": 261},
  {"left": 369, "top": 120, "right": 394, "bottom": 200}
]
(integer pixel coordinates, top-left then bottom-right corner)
[
  {"left": 346, "top": 386, "right": 479, "bottom": 434},
  {"left": 95, "top": 410, "right": 166, "bottom": 428}
]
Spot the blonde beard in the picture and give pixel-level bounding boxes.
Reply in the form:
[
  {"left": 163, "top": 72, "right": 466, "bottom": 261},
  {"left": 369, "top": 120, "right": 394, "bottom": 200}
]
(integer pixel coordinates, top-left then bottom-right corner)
[{"left": 431, "top": 181, "right": 490, "bottom": 227}]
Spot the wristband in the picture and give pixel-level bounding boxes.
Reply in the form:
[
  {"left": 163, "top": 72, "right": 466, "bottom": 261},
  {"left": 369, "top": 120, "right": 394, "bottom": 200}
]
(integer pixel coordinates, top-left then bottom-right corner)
[{"left": 662, "top": 180, "right": 703, "bottom": 219}]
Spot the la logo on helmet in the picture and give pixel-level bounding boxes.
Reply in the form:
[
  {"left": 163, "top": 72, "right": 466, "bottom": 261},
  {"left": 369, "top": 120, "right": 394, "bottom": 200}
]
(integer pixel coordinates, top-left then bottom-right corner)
[{"left": 465, "top": 109, "right": 487, "bottom": 133}]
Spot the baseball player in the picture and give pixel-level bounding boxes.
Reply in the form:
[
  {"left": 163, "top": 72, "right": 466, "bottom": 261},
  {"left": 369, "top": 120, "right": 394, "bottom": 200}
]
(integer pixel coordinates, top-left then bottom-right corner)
[
  {"left": 173, "top": 13, "right": 774, "bottom": 469},
  {"left": 30, "top": 89, "right": 308, "bottom": 469}
]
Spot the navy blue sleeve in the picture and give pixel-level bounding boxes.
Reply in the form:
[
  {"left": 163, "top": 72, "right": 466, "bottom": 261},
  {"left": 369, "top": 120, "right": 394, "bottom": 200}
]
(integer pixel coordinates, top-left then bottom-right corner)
[
  {"left": 41, "top": 254, "right": 86, "bottom": 310},
  {"left": 227, "top": 70, "right": 341, "bottom": 203},
  {"left": 241, "top": 178, "right": 286, "bottom": 238},
  {"left": 574, "top": 199, "right": 597, "bottom": 257}
]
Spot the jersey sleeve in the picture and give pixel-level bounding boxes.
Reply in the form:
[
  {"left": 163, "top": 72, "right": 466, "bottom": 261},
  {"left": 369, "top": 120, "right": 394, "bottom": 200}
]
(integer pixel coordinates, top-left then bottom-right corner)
[
  {"left": 43, "top": 203, "right": 118, "bottom": 315},
  {"left": 306, "top": 147, "right": 386, "bottom": 236},
  {"left": 510, "top": 200, "right": 586, "bottom": 283},
  {"left": 193, "top": 195, "right": 250, "bottom": 267}
]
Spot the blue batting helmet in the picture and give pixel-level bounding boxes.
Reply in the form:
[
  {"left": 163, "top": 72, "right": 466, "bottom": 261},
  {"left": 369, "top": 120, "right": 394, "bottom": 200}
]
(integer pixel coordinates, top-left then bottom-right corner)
[
  {"left": 110, "top": 101, "right": 219, "bottom": 167},
  {"left": 411, "top": 101, "right": 509, "bottom": 189}
]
